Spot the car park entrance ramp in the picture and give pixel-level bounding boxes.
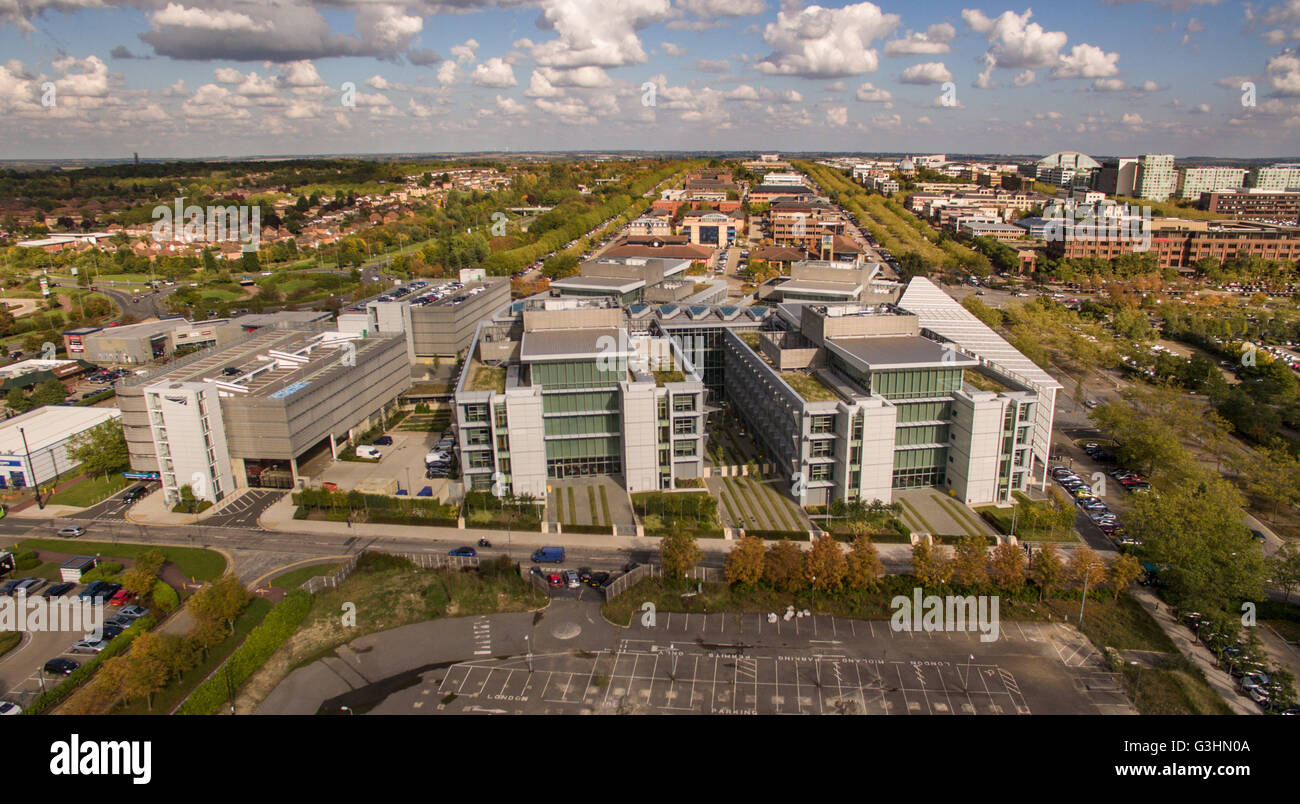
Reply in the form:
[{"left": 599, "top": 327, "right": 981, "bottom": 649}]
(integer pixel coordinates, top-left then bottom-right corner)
[{"left": 354, "top": 477, "right": 399, "bottom": 496}]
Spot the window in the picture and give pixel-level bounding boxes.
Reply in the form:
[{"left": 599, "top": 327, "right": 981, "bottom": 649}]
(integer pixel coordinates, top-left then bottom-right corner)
[
  {"left": 466, "top": 428, "right": 490, "bottom": 446},
  {"left": 673, "top": 395, "right": 696, "bottom": 412},
  {"left": 811, "top": 414, "right": 835, "bottom": 434},
  {"left": 809, "top": 464, "right": 831, "bottom": 481},
  {"left": 463, "top": 404, "right": 488, "bottom": 423},
  {"left": 810, "top": 440, "right": 833, "bottom": 458},
  {"left": 468, "top": 452, "right": 493, "bottom": 469},
  {"left": 674, "top": 440, "right": 697, "bottom": 457},
  {"left": 673, "top": 418, "right": 696, "bottom": 436},
  {"left": 494, "top": 405, "right": 507, "bottom": 428}
]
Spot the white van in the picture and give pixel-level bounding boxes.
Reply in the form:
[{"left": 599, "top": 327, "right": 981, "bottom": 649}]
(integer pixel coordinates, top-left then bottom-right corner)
[{"left": 355, "top": 445, "right": 381, "bottom": 460}]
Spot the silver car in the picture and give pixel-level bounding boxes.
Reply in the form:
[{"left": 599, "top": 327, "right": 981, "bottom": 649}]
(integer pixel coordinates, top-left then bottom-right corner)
[{"left": 56, "top": 526, "right": 86, "bottom": 538}]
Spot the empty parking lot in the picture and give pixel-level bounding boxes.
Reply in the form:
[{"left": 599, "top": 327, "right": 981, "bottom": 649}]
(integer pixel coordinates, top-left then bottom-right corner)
[{"left": 367, "top": 609, "right": 1132, "bottom": 715}]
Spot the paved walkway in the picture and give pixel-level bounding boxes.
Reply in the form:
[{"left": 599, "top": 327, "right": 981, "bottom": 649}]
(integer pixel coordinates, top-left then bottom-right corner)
[{"left": 1128, "top": 586, "right": 1257, "bottom": 715}]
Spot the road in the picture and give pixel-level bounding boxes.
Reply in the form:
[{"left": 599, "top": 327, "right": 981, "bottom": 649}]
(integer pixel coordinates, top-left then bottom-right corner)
[{"left": 46, "top": 276, "right": 179, "bottom": 320}]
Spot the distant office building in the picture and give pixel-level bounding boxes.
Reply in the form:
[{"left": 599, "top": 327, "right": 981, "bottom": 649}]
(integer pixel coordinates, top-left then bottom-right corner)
[
  {"left": 338, "top": 278, "right": 510, "bottom": 361},
  {"left": 82, "top": 318, "right": 244, "bottom": 365},
  {"left": 1247, "top": 164, "right": 1300, "bottom": 192},
  {"left": 1135, "top": 154, "right": 1177, "bottom": 201},
  {"left": 679, "top": 210, "right": 741, "bottom": 247},
  {"left": 1093, "top": 158, "right": 1138, "bottom": 197},
  {"left": 1178, "top": 167, "right": 1248, "bottom": 200},
  {"left": 1201, "top": 188, "right": 1300, "bottom": 220}
]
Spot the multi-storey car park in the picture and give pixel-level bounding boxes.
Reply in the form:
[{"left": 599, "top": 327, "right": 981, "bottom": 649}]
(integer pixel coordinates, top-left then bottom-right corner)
[
  {"left": 454, "top": 277, "right": 1058, "bottom": 509},
  {"left": 117, "top": 325, "right": 410, "bottom": 505}
]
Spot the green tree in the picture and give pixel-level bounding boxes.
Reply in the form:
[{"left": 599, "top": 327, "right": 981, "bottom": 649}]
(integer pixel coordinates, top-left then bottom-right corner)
[
  {"left": 988, "top": 542, "right": 1027, "bottom": 594},
  {"left": 1127, "top": 472, "right": 1266, "bottom": 611},
  {"left": 1107, "top": 553, "right": 1144, "bottom": 602},
  {"left": 951, "top": 536, "right": 990, "bottom": 589},
  {"left": 1267, "top": 542, "right": 1300, "bottom": 603},
  {"left": 66, "top": 419, "right": 129, "bottom": 478},
  {"left": 28, "top": 378, "right": 68, "bottom": 407},
  {"left": 659, "top": 530, "right": 703, "bottom": 580}
]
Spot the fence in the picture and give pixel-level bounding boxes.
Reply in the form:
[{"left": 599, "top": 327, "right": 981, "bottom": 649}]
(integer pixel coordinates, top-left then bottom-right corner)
[
  {"left": 298, "top": 551, "right": 479, "bottom": 593},
  {"left": 602, "top": 562, "right": 725, "bottom": 601}
]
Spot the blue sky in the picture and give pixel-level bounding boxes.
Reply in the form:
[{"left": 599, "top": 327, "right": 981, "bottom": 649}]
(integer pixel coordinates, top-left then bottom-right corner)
[{"left": 1, "top": 1, "right": 1298, "bottom": 159}]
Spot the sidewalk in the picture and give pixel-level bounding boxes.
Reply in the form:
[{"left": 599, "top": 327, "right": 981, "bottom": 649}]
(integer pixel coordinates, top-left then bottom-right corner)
[
  {"left": 1128, "top": 586, "right": 1258, "bottom": 715},
  {"left": 255, "top": 494, "right": 922, "bottom": 563},
  {"left": 126, "top": 486, "right": 255, "bottom": 527}
]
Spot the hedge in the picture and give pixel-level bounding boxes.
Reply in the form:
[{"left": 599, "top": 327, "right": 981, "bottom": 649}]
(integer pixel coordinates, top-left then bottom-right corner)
[
  {"left": 741, "top": 529, "right": 810, "bottom": 541},
  {"left": 178, "top": 590, "right": 312, "bottom": 715},
  {"left": 561, "top": 524, "right": 613, "bottom": 535},
  {"left": 23, "top": 615, "right": 158, "bottom": 715},
  {"left": 153, "top": 579, "right": 180, "bottom": 613}
]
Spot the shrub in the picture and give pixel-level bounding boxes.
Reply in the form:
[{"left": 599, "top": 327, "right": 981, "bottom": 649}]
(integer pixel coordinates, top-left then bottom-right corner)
[
  {"left": 178, "top": 591, "right": 311, "bottom": 715},
  {"left": 80, "top": 562, "right": 124, "bottom": 583},
  {"left": 152, "top": 580, "right": 180, "bottom": 613}
]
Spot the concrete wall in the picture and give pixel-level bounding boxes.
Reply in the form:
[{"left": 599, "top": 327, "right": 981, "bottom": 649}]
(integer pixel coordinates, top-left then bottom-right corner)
[
  {"left": 620, "top": 381, "right": 659, "bottom": 493},
  {"left": 407, "top": 279, "right": 510, "bottom": 359},
  {"left": 504, "top": 388, "right": 547, "bottom": 498},
  {"left": 858, "top": 399, "right": 897, "bottom": 503},
  {"left": 947, "top": 391, "right": 1007, "bottom": 504}
]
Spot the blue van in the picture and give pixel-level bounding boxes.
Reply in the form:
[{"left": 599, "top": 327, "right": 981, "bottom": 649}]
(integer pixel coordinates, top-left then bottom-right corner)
[{"left": 531, "top": 546, "right": 565, "bottom": 563}]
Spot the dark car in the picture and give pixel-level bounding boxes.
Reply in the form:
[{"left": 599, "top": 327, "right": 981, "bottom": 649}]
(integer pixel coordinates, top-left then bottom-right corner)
[
  {"left": 587, "top": 571, "right": 611, "bottom": 588},
  {"left": 121, "top": 485, "right": 148, "bottom": 503},
  {"left": 221, "top": 367, "right": 242, "bottom": 376},
  {"left": 44, "top": 658, "right": 79, "bottom": 676},
  {"left": 0, "top": 580, "right": 20, "bottom": 595},
  {"left": 100, "top": 624, "right": 126, "bottom": 640},
  {"left": 577, "top": 567, "right": 593, "bottom": 583},
  {"left": 449, "top": 546, "right": 476, "bottom": 557},
  {"left": 372, "top": 436, "right": 393, "bottom": 446},
  {"left": 41, "top": 582, "right": 75, "bottom": 598}
]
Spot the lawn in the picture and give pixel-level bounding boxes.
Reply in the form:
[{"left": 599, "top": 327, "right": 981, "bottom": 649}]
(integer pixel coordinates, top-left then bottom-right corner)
[
  {"left": 47, "top": 474, "right": 129, "bottom": 508},
  {"left": 17, "top": 539, "right": 227, "bottom": 581},
  {"left": 116, "top": 597, "right": 274, "bottom": 715},
  {"left": 0, "top": 630, "right": 20, "bottom": 659},
  {"left": 270, "top": 562, "right": 343, "bottom": 590}
]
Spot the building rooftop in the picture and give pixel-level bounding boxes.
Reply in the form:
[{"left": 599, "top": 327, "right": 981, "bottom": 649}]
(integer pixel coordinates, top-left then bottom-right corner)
[
  {"left": 827, "top": 335, "right": 977, "bottom": 371},
  {"left": 126, "top": 328, "right": 394, "bottom": 399},
  {"left": 519, "top": 327, "right": 624, "bottom": 362},
  {"left": 0, "top": 405, "right": 121, "bottom": 454},
  {"left": 897, "top": 277, "right": 1063, "bottom": 391},
  {"left": 549, "top": 275, "right": 644, "bottom": 293}
]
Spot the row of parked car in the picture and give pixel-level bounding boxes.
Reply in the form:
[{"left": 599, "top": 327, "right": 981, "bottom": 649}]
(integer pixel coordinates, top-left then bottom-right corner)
[
  {"left": 426, "top": 429, "right": 455, "bottom": 479},
  {"left": 1181, "top": 611, "right": 1298, "bottom": 714},
  {"left": 530, "top": 566, "right": 613, "bottom": 590},
  {"left": 1050, "top": 464, "right": 1137, "bottom": 548}
]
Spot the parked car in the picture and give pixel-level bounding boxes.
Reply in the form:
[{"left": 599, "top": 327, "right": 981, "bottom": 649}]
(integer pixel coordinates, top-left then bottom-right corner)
[
  {"left": 563, "top": 570, "right": 580, "bottom": 589},
  {"left": 0, "top": 702, "right": 21, "bottom": 715},
  {"left": 43, "top": 658, "right": 79, "bottom": 676},
  {"left": 13, "top": 578, "right": 43, "bottom": 595},
  {"left": 577, "top": 567, "right": 593, "bottom": 583},
  {"left": 355, "top": 445, "right": 381, "bottom": 460},
  {"left": 100, "top": 624, "right": 126, "bottom": 640},
  {"left": 41, "top": 582, "right": 75, "bottom": 598},
  {"left": 371, "top": 436, "right": 393, "bottom": 446},
  {"left": 108, "top": 588, "right": 135, "bottom": 606},
  {"left": 547, "top": 573, "right": 563, "bottom": 588},
  {"left": 0, "top": 580, "right": 19, "bottom": 596},
  {"left": 425, "top": 450, "right": 449, "bottom": 465},
  {"left": 117, "top": 605, "right": 149, "bottom": 620},
  {"left": 587, "top": 571, "right": 611, "bottom": 588},
  {"left": 71, "top": 638, "right": 109, "bottom": 654},
  {"left": 449, "top": 546, "right": 476, "bottom": 557},
  {"left": 57, "top": 526, "right": 86, "bottom": 538}
]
